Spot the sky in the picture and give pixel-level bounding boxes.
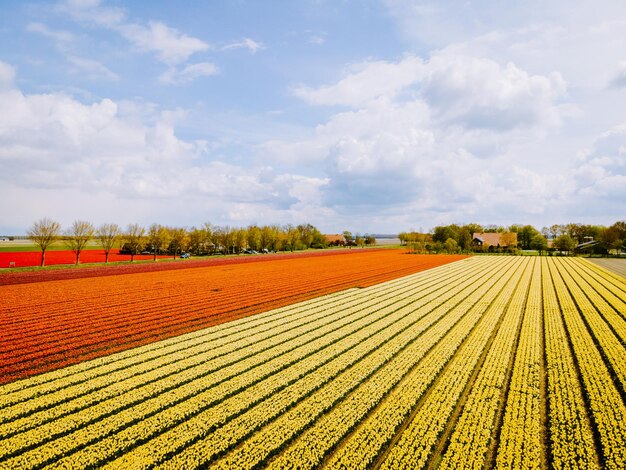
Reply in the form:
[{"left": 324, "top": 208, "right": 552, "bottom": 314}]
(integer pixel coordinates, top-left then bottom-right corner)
[{"left": 1, "top": 0, "right": 625, "bottom": 235}]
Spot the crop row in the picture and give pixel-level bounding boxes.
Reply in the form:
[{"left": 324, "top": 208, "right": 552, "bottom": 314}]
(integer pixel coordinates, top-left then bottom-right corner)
[
  {"left": 0, "top": 251, "right": 466, "bottom": 383},
  {"left": 211, "top": 258, "right": 522, "bottom": 470},
  {"left": 378, "top": 258, "right": 528, "bottom": 469},
  {"left": 494, "top": 257, "right": 545, "bottom": 469},
  {"left": 0, "top": 256, "right": 484, "bottom": 467},
  {"left": 51, "top": 259, "right": 495, "bottom": 469},
  {"left": 0, "top": 248, "right": 382, "bottom": 284},
  {"left": 0, "top": 256, "right": 625, "bottom": 468},
  {"left": 437, "top": 257, "right": 533, "bottom": 469},
  {"left": 548, "top": 260, "right": 626, "bottom": 469},
  {"left": 0, "top": 257, "right": 475, "bottom": 409}
]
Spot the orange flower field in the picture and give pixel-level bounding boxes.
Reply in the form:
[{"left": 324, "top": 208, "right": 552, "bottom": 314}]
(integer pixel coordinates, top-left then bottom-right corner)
[{"left": 0, "top": 250, "right": 465, "bottom": 384}]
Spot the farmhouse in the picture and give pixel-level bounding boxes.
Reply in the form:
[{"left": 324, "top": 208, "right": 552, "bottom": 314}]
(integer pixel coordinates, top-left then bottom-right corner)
[
  {"left": 324, "top": 234, "right": 346, "bottom": 246},
  {"left": 472, "top": 232, "right": 517, "bottom": 250}
]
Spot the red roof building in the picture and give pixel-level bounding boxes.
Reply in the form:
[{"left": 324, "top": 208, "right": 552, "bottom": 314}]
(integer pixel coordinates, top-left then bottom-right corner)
[{"left": 472, "top": 232, "right": 517, "bottom": 249}]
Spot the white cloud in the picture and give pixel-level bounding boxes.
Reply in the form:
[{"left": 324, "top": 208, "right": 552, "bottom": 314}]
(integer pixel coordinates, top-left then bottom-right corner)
[
  {"left": 58, "top": 1, "right": 209, "bottom": 65},
  {"left": 159, "top": 62, "right": 219, "bottom": 85},
  {"left": 119, "top": 21, "right": 209, "bottom": 65},
  {"left": 0, "top": 71, "right": 330, "bottom": 231},
  {"left": 0, "top": 61, "right": 15, "bottom": 91},
  {"left": 292, "top": 52, "right": 567, "bottom": 132},
  {"left": 26, "top": 21, "right": 118, "bottom": 83},
  {"left": 308, "top": 33, "right": 326, "bottom": 46},
  {"left": 264, "top": 48, "right": 579, "bottom": 227},
  {"left": 222, "top": 38, "right": 264, "bottom": 54},
  {"left": 67, "top": 55, "right": 119, "bottom": 81},
  {"left": 58, "top": 0, "right": 126, "bottom": 28},
  {"left": 421, "top": 51, "right": 567, "bottom": 130},
  {"left": 572, "top": 124, "right": 626, "bottom": 200},
  {"left": 293, "top": 56, "right": 424, "bottom": 107},
  {"left": 26, "top": 22, "right": 74, "bottom": 44}
]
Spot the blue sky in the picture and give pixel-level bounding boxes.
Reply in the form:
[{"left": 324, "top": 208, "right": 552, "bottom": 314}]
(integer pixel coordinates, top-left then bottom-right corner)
[{"left": 1, "top": 0, "right": 625, "bottom": 235}]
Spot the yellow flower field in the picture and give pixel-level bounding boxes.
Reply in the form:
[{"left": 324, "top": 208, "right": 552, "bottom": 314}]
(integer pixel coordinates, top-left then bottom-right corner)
[{"left": 1, "top": 256, "right": 625, "bottom": 469}]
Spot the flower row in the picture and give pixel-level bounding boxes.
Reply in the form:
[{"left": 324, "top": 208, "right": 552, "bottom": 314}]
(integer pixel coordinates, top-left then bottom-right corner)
[
  {"left": 550, "top": 259, "right": 626, "bottom": 469},
  {"left": 379, "top": 258, "right": 526, "bottom": 469},
  {"left": 495, "top": 258, "right": 544, "bottom": 469},
  {"left": 439, "top": 257, "right": 534, "bottom": 469}
]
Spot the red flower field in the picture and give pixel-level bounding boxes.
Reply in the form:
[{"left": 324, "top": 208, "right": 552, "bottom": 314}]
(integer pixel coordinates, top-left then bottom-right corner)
[
  {"left": 0, "top": 249, "right": 168, "bottom": 269},
  {"left": 0, "top": 250, "right": 467, "bottom": 384}
]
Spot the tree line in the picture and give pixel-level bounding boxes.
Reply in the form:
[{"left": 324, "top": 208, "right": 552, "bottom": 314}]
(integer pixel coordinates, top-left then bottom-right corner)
[
  {"left": 26, "top": 218, "right": 331, "bottom": 266},
  {"left": 399, "top": 221, "right": 626, "bottom": 255}
]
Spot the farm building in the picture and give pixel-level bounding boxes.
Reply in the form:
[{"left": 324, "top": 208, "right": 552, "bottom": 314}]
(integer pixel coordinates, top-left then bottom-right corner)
[
  {"left": 324, "top": 234, "right": 346, "bottom": 246},
  {"left": 472, "top": 232, "right": 517, "bottom": 250}
]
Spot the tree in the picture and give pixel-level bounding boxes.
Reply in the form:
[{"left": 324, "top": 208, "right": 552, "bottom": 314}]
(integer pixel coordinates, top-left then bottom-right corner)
[
  {"left": 464, "top": 223, "right": 483, "bottom": 237},
  {"left": 483, "top": 224, "right": 504, "bottom": 233},
  {"left": 124, "top": 224, "right": 145, "bottom": 262},
  {"left": 599, "top": 225, "right": 622, "bottom": 254},
  {"left": 97, "top": 223, "right": 121, "bottom": 263},
  {"left": 530, "top": 234, "right": 548, "bottom": 255},
  {"left": 28, "top": 218, "right": 61, "bottom": 267},
  {"left": 343, "top": 231, "right": 353, "bottom": 247},
  {"left": 168, "top": 227, "right": 189, "bottom": 258},
  {"left": 514, "top": 225, "right": 540, "bottom": 250},
  {"left": 500, "top": 232, "right": 518, "bottom": 251},
  {"left": 398, "top": 232, "right": 408, "bottom": 246},
  {"left": 285, "top": 225, "right": 300, "bottom": 252},
  {"left": 273, "top": 226, "right": 287, "bottom": 252},
  {"left": 216, "top": 226, "right": 235, "bottom": 254},
  {"left": 64, "top": 220, "right": 95, "bottom": 265},
  {"left": 260, "top": 225, "right": 275, "bottom": 252},
  {"left": 297, "top": 223, "right": 315, "bottom": 248},
  {"left": 247, "top": 225, "right": 262, "bottom": 251},
  {"left": 444, "top": 237, "right": 458, "bottom": 254},
  {"left": 458, "top": 229, "right": 473, "bottom": 252},
  {"left": 554, "top": 234, "right": 576, "bottom": 255},
  {"left": 607, "top": 221, "right": 626, "bottom": 253},
  {"left": 433, "top": 225, "right": 458, "bottom": 244},
  {"left": 355, "top": 235, "right": 365, "bottom": 248},
  {"left": 147, "top": 224, "right": 171, "bottom": 261},
  {"left": 310, "top": 227, "right": 327, "bottom": 248},
  {"left": 234, "top": 227, "right": 247, "bottom": 254},
  {"left": 188, "top": 225, "right": 212, "bottom": 255}
]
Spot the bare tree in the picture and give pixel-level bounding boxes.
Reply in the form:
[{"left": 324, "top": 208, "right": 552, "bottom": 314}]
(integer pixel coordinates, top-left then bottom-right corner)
[
  {"left": 124, "top": 224, "right": 145, "bottom": 262},
  {"left": 97, "top": 223, "right": 121, "bottom": 263},
  {"left": 64, "top": 220, "right": 95, "bottom": 265},
  {"left": 28, "top": 218, "right": 61, "bottom": 267}
]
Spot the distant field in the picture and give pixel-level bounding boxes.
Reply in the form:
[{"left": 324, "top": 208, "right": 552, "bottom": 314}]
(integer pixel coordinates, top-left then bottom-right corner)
[
  {"left": 1, "top": 255, "right": 624, "bottom": 468},
  {"left": 0, "top": 240, "right": 101, "bottom": 252},
  {"left": 589, "top": 258, "right": 626, "bottom": 278},
  {"left": 0, "top": 249, "right": 170, "bottom": 268},
  {"left": 373, "top": 237, "right": 401, "bottom": 246}
]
